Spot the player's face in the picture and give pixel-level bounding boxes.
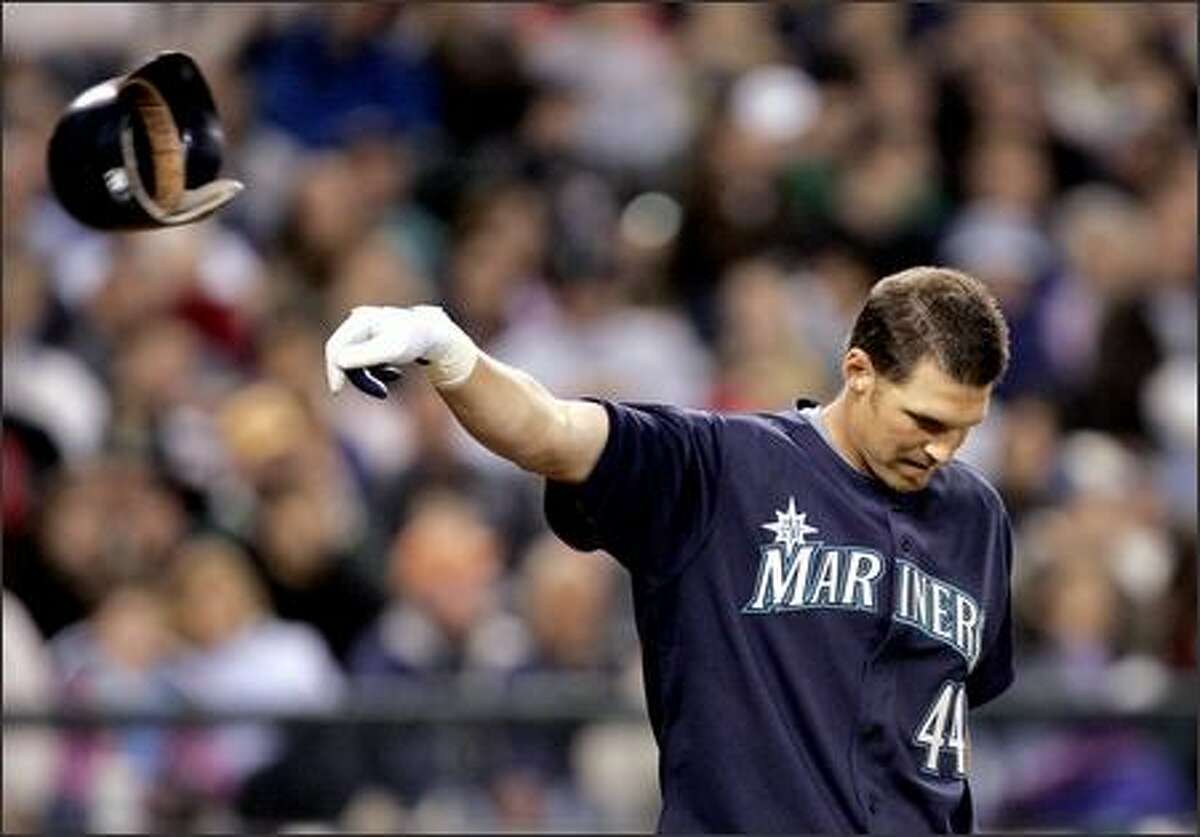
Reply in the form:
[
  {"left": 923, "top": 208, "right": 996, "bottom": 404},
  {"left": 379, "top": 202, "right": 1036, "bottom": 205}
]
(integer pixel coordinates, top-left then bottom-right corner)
[{"left": 855, "top": 355, "right": 991, "bottom": 492}]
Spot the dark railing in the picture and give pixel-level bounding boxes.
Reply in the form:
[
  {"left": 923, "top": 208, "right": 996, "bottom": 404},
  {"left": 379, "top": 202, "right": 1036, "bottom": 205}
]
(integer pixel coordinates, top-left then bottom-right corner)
[{"left": 4, "top": 671, "right": 1196, "bottom": 728}]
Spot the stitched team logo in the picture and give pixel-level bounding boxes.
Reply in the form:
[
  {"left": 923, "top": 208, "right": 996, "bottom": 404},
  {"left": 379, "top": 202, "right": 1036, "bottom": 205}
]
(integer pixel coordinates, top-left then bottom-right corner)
[
  {"left": 761, "top": 497, "right": 819, "bottom": 555},
  {"left": 743, "top": 496, "right": 885, "bottom": 615}
]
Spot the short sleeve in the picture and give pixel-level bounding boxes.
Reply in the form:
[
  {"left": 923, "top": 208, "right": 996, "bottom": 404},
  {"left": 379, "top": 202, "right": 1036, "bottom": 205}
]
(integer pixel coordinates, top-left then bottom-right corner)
[
  {"left": 544, "top": 400, "right": 724, "bottom": 585},
  {"left": 966, "top": 509, "right": 1015, "bottom": 707}
]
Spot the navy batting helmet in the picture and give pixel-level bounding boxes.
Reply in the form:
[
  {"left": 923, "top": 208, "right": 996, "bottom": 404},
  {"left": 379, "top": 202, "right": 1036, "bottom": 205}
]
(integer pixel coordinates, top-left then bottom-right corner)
[{"left": 46, "top": 51, "right": 243, "bottom": 230}]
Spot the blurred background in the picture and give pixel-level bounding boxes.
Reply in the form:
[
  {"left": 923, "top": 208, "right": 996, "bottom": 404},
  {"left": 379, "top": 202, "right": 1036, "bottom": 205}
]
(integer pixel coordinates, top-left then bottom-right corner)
[{"left": 2, "top": 3, "right": 1195, "bottom": 833}]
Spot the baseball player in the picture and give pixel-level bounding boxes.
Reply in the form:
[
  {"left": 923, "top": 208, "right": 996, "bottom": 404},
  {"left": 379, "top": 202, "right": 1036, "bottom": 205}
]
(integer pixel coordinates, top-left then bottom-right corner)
[{"left": 324, "top": 265, "right": 1015, "bottom": 833}]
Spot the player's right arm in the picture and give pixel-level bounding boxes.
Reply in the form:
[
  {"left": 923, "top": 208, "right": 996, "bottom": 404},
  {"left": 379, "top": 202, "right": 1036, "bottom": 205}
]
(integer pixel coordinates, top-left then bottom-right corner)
[{"left": 323, "top": 305, "right": 608, "bottom": 484}]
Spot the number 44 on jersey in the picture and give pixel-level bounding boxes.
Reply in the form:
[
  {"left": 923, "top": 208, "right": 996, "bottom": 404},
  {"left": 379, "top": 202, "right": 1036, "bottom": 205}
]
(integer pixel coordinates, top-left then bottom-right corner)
[{"left": 913, "top": 681, "right": 970, "bottom": 777}]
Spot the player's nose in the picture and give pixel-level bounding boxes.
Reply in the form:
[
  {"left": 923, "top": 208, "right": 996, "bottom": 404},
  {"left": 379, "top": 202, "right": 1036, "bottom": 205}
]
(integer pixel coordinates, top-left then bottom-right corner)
[{"left": 923, "top": 439, "right": 955, "bottom": 466}]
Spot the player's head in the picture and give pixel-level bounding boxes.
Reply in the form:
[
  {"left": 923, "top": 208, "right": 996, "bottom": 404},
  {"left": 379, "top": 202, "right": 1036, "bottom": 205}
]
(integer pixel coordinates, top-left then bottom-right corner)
[{"left": 839, "top": 266, "right": 1009, "bottom": 492}]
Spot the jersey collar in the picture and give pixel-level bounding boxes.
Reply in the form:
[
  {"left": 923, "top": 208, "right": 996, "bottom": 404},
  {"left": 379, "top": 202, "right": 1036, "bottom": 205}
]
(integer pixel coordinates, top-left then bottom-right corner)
[{"left": 792, "top": 397, "right": 927, "bottom": 507}]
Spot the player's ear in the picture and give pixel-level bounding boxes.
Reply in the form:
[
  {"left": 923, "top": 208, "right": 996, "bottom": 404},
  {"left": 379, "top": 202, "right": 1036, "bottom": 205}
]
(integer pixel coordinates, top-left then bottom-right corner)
[{"left": 843, "top": 348, "right": 875, "bottom": 396}]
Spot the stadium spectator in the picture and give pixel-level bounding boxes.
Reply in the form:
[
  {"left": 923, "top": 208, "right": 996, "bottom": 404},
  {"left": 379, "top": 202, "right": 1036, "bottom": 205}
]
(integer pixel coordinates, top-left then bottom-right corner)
[{"left": 165, "top": 536, "right": 352, "bottom": 825}]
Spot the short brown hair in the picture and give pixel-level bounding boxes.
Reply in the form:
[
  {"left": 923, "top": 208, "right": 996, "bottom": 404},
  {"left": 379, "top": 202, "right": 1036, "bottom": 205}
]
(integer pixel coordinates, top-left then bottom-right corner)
[{"left": 847, "top": 266, "right": 1010, "bottom": 386}]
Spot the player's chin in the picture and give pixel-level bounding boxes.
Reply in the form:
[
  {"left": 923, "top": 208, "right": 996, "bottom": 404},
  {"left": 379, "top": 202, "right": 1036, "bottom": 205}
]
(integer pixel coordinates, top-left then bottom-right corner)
[{"left": 889, "top": 461, "right": 934, "bottom": 491}]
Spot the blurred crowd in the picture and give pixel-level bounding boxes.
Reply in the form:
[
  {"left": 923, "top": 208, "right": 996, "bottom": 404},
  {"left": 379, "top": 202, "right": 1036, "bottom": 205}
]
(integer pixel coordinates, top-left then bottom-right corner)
[{"left": 2, "top": 3, "right": 1196, "bottom": 833}]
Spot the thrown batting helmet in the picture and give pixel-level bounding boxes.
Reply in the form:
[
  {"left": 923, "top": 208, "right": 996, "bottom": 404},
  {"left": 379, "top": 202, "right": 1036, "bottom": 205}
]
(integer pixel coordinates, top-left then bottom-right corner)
[{"left": 46, "top": 51, "right": 243, "bottom": 230}]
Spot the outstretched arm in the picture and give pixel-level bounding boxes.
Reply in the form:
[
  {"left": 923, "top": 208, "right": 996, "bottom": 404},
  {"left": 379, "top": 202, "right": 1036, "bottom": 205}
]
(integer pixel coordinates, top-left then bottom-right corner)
[{"left": 324, "top": 305, "right": 608, "bottom": 483}]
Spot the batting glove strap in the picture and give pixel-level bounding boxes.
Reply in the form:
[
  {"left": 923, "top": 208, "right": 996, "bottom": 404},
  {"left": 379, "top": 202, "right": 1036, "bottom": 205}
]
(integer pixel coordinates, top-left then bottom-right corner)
[{"left": 414, "top": 305, "right": 480, "bottom": 388}]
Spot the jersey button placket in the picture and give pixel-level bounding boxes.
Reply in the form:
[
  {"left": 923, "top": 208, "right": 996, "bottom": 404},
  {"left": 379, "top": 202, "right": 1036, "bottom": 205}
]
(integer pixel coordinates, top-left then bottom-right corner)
[
  {"left": 859, "top": 508, "right": 905, "bottom": 828},
  {"left": 856, "top": 647, "right": 895, "bottom": 828},
  {"left": 890, "top": 498, "right": 920, "bottom": 563}
]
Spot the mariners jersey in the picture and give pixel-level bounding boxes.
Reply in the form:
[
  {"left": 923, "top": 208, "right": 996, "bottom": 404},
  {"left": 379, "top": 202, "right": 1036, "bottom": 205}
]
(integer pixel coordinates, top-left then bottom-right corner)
[{"left": 544, "top": 399, "right": 1014, "bottom": 834}]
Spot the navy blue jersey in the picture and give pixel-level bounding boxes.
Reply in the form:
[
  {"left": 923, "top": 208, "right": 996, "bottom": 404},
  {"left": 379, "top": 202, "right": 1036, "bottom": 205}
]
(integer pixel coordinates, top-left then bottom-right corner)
[{"left": 545, "top": 399, "right": 1014, "bottom": 834}]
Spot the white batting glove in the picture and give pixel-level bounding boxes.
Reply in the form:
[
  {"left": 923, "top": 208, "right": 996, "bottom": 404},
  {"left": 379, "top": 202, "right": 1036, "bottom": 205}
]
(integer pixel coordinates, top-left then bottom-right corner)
[{"left": 324, "top": 305, "right": 480, "bottom": 398}]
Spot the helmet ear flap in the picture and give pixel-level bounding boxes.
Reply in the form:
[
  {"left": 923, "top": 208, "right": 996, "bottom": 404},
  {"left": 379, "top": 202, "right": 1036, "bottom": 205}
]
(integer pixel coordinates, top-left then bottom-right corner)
[{"left": 46, "top": 51, "right": 243, "bottom": 231}]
